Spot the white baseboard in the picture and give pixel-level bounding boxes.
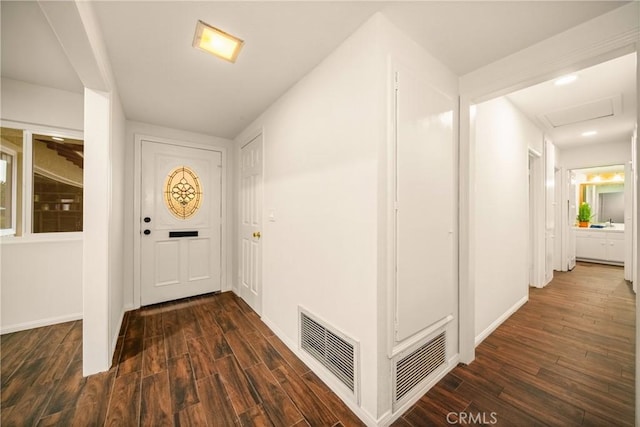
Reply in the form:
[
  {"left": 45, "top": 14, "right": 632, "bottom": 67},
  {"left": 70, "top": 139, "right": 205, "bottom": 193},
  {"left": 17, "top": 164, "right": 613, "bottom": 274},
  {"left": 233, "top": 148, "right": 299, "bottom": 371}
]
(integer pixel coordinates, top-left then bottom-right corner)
[
  {"left": 260, "top": 316, "right": 379, "bottom": 427},
  {"left": 110, "top": 306, "right": 131, "bottom": 362},
  {"left": 1, "top": 312, "right": 83, "bottom": 335},
  {"left": 475, "top": 295, "right": 528, "bottom": 346}
]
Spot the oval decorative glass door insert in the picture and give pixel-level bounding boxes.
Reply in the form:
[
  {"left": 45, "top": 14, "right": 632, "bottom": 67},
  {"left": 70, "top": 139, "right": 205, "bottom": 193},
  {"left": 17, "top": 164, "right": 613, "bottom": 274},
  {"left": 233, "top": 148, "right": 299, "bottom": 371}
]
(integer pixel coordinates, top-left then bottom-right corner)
[{"left": 164, "top": 166, "right": 203, "bottom": 219}]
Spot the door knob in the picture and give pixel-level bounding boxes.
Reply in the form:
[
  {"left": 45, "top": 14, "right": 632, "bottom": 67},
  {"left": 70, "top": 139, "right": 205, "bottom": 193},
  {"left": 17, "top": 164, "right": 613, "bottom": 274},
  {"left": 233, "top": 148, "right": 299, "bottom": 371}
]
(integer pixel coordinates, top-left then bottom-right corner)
[
  {"left": 144, "top": 217, "right": 151, "bottom": 223},
  {"left": 253, "top": 231, "right": 261, "bottom": 239},
  {"left": 144, "top": 229, "right": 151, "bottom": 235}
]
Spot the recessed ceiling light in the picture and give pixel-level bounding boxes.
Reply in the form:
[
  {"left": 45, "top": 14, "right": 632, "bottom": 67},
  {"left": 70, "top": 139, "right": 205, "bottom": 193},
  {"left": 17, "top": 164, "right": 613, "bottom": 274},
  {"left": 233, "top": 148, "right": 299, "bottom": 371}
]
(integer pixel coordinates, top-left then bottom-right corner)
[
  {"left": 193, "top": 20, "right": 244, "bottom": 63},
  {"left": 582, "top": 130, "right": 598, "bottom": 137},
  {"left": 554, "top": 75, "right": 578, "bottom": 86},
  {"left": 51, "top": 136, "right": 65, "bottom": 142}
]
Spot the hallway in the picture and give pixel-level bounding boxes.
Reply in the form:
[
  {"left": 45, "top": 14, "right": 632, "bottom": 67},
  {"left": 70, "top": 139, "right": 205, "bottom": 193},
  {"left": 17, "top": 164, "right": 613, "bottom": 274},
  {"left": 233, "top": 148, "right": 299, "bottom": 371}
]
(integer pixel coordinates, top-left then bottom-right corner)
[
  {"left": 1, "top": 263, "right": 635, "bottom": 425},
  {"left": 393, "top": 262, "right": 635, "bottom": 426}
]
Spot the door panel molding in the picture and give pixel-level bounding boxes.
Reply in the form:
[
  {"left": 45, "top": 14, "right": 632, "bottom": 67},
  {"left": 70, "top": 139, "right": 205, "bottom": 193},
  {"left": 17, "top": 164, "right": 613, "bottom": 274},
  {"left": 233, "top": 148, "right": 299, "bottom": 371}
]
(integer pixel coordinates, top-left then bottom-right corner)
[{"left": 238, "top": 132, "right": 263, "bottom": 315}]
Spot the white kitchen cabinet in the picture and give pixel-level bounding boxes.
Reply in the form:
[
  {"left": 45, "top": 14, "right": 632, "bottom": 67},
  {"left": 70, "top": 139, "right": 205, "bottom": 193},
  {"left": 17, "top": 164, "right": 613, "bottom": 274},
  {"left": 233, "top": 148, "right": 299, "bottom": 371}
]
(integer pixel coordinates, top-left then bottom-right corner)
[{"left": 575, "top": 228, "right": 625, "bottom": 264}]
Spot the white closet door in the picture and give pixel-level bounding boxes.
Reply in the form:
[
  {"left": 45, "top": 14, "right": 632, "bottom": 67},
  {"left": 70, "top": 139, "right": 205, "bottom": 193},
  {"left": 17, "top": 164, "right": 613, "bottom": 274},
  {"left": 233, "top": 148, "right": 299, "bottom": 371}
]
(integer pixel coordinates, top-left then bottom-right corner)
[{"left": 394, "top": 63, "right": 456, "bottom": 342}]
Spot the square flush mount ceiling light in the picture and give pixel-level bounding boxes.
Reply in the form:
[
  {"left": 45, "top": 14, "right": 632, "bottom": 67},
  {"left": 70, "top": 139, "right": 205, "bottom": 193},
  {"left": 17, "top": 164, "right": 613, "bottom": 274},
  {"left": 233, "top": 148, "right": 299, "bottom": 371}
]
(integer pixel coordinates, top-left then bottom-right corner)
[
  {"left": 193, "top": 20, "right": 244, "bottom": 63},
  {"left": 554, "top": 74, "right": 578, "bottom": 86}
]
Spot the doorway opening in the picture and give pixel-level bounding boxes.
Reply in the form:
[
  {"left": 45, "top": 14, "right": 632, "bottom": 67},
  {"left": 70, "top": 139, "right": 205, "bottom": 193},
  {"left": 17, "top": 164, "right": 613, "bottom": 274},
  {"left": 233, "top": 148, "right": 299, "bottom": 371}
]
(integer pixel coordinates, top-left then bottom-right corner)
[
  {"left": 468, "top": 50, "right": 637, "bottom": 424},
  {"left": 468, "top": 49, "right": 636, "bottom": 377},
  {"left": 568, "top": 164, "right": 632, "bottom": 279}
]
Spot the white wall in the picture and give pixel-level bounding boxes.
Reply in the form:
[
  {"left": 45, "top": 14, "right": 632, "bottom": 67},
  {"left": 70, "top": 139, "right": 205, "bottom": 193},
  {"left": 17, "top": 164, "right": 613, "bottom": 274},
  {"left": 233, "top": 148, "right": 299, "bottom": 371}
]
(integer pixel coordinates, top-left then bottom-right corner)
[
  {"left": 376, "top": 15, "right": 460, "bottom": 420},
  {"left": 235, "top": 15, "right": 385, "bottom": 423},
  {"left": 474, "top": 96, "right": 543, "bottom": 343},
  {"left": 123, "top": 121, "right": 235, "bottom": 309},
  {"left": 234, "top": 12, "right": 459, "bottom": 424},
  {"left": 0, "top": 238, "right": 83, "bottom": 333},
  {"left": 558, "top": 140, "right": 631, "bottom": 170},
  {"left": 0, "top": 78, "right": 84, "bottom": 130},
  {"left": 0, "top": 79, "right": 84, "bottom": 333},
  {"left": 109, "top": 94, "right": 126, "bottom": 354},
  {"left": 82, "top": 88, "right": 111, "bottom": 374}
]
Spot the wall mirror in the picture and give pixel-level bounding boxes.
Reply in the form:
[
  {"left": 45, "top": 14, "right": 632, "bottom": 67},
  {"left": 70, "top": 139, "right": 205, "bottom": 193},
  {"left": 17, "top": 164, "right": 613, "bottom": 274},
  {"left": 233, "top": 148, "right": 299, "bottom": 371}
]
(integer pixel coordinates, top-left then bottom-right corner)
[{"left": 574, "top": 164, "right": 625, "bottom": 224}]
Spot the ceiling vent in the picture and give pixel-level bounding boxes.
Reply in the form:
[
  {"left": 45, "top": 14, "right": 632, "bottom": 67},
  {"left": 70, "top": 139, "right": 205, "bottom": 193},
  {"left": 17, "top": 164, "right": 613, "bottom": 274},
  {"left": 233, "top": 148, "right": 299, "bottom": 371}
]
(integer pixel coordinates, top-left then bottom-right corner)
[
  {"left": 299, "top": 308, "right": 359, "bottom": 400},
  {"left": 541, "top": 95, "right": 621, "bottom": 128},
  {"left": 393, "top": 331, "right": 447, "bottom": 409}
]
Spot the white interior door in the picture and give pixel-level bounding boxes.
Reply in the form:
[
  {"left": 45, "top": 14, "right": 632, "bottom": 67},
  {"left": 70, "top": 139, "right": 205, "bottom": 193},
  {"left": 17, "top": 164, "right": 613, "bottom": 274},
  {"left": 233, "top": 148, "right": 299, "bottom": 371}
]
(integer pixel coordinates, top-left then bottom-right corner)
[
  {"left": 529, "top": 156, "right": 534, "bottom": 284},
  {"left": 624, "top": 161, "right": 633, "bottom": 281},
  {"left": 544, "top": 140, "right": 555, "bottom": 284},
  {"left": 553, "top": 167, "right": 563, "bottom": 271},
  {"left": 632, "top": 126, "right": 637, "bottom": 292},
  {"left": 141, "top": 141, "right": 222, "bottom": 306},
  {"left": 567, "top": 171, "right": 577, "bottom": 270},
  {"left": 239, "top": 134, "right": 262, "bottom": 314}
]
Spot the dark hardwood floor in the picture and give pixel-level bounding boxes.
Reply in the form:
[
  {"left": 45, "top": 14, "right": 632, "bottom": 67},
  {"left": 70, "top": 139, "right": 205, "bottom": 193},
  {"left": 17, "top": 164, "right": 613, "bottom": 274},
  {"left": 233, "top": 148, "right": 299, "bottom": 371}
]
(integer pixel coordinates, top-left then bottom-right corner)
[
  {"left": 393, "top": 262, "right": 635, "bottom": 426},
  {"left": 1, "top": 292, "right": 364, "bottom": 426},
  {"left": 2, "top": 262, "right": 635, "bottom": 426}
]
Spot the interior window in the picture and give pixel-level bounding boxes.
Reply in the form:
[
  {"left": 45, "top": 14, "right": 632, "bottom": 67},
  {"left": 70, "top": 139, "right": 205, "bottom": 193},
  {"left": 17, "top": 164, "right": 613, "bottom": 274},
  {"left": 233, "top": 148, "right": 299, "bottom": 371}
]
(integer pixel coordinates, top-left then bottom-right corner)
[
  {"left": 32, "top": 134, "right": 84, "bottom": 233},
  {"left": 0, "top": 127, "right": 23, "bottom": 236}
]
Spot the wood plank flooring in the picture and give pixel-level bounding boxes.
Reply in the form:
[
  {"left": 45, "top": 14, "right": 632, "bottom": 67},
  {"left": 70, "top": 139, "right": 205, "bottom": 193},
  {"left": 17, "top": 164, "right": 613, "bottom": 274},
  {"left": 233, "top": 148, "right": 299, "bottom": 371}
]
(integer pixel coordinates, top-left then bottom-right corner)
[
  {"left": 2, "top": 262, "right": 635, "bottom": 426},
  {"left": 1, "top": 292, "right": 364, "bottom": 426},
  {"left": 393, "top": 262, "right": 636, "bottom": 426}
]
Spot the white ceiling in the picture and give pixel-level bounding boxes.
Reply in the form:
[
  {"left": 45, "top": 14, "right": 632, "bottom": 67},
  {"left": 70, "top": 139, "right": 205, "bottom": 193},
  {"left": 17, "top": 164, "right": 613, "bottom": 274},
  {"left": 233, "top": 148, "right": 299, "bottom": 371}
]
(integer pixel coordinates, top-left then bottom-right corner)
[
  {"left": 0, "top": 1, "right": 632, "bottom": 139},
  {"left": 380, "top": 1, "right": 628, "bottom": 77},
  {"left": 1, "top": 1, "right": 83, "bottom": 93},
  {"left": 90, "top": 1, "right": 382, "bottom": 138},
  {"left": 507, "top": 52, "right": 637, "bottom": 149}
]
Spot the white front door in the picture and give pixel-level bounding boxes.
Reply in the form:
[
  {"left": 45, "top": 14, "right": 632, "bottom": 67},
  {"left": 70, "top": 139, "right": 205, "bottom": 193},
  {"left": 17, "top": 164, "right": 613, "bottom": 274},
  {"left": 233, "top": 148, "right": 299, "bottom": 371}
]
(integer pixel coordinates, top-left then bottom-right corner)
[
  {"left": 141, "top": 140, "right": 222, "bottom": 306},
  {"left": 239, "top": 134, "right": 262, "bottom": 314}
]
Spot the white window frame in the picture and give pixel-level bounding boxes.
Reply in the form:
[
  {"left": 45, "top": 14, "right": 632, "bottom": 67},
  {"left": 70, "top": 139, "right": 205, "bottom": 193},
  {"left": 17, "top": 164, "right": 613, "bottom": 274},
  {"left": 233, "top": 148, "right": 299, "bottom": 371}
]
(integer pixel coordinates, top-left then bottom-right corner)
[
  {"left": 0, "top": 145, "right": 18, "bottom": 236},
  {"left": 0, "top": 120, "right": 84, "bottom": 241}
]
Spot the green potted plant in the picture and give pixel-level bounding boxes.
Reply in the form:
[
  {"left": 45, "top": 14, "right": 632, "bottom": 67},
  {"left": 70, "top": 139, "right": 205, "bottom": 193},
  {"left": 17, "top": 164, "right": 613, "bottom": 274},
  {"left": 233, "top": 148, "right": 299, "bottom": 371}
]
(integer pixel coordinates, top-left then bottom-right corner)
[{"left": 577, "top": 202, "right": 591, "bottom": 227}]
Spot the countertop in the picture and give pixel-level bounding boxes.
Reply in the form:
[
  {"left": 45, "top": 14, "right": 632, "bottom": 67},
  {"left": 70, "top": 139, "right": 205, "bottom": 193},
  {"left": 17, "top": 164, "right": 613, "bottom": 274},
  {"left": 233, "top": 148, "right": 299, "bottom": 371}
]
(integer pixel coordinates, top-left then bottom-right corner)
[{"left": 574, "top": 223, "right": 624, "bottom": 233}]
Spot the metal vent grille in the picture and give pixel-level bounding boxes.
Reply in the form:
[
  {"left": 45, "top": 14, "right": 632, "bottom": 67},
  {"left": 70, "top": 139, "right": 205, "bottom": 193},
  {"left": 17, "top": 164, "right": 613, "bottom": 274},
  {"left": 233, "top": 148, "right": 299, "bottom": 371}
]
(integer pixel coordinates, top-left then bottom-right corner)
[
  {"left": 395, "top": 332, "right": 446, "bottom": 403},
  {"left": 300, "top": 310, "right": 357, "bottom": 393}
]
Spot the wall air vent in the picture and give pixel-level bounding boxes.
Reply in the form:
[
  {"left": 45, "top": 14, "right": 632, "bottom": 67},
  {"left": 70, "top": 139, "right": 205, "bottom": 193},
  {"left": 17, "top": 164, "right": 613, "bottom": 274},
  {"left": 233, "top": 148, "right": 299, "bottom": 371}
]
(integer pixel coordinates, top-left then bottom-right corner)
[
  {"left": 393, "top": 331, "right": 446, "bottom": 406},
  {"left": 299, "top": 308, "right": 359, "bottom": 398}
]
